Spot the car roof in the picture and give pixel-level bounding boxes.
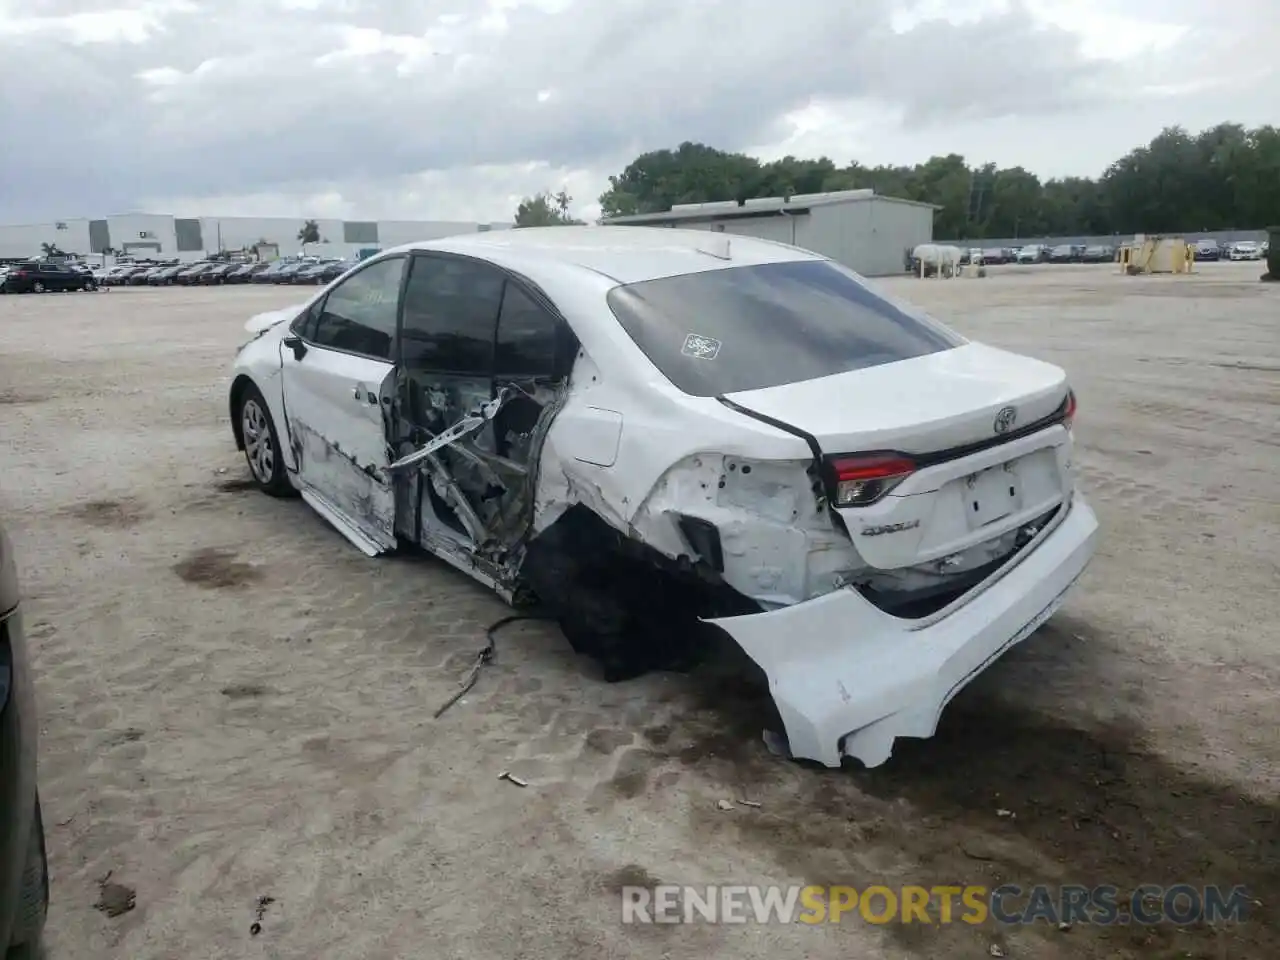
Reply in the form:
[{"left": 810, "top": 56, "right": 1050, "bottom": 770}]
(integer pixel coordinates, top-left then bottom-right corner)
[{"left": 381, "top": 225, "right": 823, "bottom": 285}]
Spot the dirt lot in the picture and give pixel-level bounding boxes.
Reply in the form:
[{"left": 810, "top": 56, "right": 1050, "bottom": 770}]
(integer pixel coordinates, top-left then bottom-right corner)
[{"left": 0, "top": 261, "right": 1276, "bottom": 960}]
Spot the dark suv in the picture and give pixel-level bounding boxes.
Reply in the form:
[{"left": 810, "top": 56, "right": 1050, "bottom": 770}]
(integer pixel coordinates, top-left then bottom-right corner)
[
  {"left": 2, "top": 261, "right": 97, "bottom": 294},
  {"left": 1, "top": 523, "right": 47, "bottom": 958}
]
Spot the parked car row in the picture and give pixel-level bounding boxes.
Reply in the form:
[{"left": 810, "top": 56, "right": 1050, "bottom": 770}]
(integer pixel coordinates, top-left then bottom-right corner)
[
  {"left": 94, "top": 258, "right": 355, "bottom": 288},
  {"left": 1160, "top": 238, "right": 1270, "bottom": 262},
  {"left": 954, "top": 244, "right": 1118, "bottom": 267},
  {"left": 963, "top": 238, "right": 1266, "bottom": 267}
]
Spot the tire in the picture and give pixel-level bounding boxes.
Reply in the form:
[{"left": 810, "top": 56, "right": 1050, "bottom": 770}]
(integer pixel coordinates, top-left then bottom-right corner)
[
  {"left": 31, "top": 282, "right": 44, "bottom": 294},
  {"left": 9, "top": 797, "right": 48, "bottom": 953},
  {"left": 82, "top": 281, "right": 94, "bottom": 292},
  {"left": 237, "top": 384, "right": 295, "bottom": 497}
]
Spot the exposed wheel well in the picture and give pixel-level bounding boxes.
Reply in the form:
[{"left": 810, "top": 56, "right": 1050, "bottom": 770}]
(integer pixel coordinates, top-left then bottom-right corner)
[
  {"left": 518, "top": 505, "right": 759, "bottom": 680},
  {"left": 229, "top": 375, "right": 255, "bottom": 450}
]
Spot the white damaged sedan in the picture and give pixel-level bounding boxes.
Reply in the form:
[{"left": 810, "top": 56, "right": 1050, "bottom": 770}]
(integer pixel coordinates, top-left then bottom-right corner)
[{"left": 228, "top": 227, "right": 1098, "bottom": 768}]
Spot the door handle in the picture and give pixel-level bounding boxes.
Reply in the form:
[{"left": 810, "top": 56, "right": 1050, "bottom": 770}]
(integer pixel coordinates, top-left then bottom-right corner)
[{"left": 352, "top": 384, "right": 377, "bottom": 404}]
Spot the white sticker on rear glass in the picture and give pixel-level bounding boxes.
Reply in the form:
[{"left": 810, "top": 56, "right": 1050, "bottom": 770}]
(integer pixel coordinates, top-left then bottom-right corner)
[{"left": 681, "top": 333, "right": 721, "bottom": 360}]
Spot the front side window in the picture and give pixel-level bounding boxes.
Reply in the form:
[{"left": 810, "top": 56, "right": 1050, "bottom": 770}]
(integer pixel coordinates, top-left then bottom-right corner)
[
  {"left": 399, "top": 255, "right": 505, "bottom": 375},
  {"left": 309, "top": 256, "right": 404, "bottom": 360},
  {"left": 605, "top": 259, "right": 962, "bottom": 397}
]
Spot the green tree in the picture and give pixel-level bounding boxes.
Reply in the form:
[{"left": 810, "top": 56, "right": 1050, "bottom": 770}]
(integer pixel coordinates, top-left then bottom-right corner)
[
  {"left": 597, "top": 123, "right": 1280, "bottom": 239},
  {"left": 40, "top": 242, "right": 63, "bottom": 257},
  {"left": 297, "top": 219, "right": 321, "bottom": 249},
  {"left": 514, "top": 190, "right": 581, "bottom": 226}
]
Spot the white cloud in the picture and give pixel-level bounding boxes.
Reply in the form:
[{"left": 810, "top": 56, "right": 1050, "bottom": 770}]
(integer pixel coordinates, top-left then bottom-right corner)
[{"left": 0, "top": 0, "right": 1273, "bottom": 222}]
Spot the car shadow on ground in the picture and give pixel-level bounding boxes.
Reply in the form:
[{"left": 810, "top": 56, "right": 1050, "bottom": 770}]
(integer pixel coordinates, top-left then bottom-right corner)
[
  {"left": 646, "top": 627, "right": 1278, "bottom": 960},
  {"left": 205, "top": 469, "right": 1277, "bottom": 958}
]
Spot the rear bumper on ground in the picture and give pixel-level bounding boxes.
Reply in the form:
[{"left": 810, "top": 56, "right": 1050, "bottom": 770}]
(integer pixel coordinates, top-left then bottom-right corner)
[{"left": 707, "top": 493, "right": 1099, "bottom": 768}]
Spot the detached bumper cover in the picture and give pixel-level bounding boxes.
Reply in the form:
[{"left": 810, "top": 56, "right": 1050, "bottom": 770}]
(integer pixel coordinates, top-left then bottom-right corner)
[{"left": 707, "top": 494, "right": 1099, "bottom": 768}]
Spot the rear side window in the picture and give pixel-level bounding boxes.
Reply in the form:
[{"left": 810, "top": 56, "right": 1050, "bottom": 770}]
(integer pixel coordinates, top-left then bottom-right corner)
[
  {"left": 605, "top": 259, "right": 962, "bottom": 397},
  {"left": 399, "top": 255, "right": 505, "bottom": 375},
  {"left": 495, "top": 283, "right": 564, "bottom": 377}
]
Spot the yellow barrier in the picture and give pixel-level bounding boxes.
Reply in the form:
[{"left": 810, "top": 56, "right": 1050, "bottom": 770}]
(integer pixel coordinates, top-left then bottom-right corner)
[{"left": 1120, "top": 237, "right": 1193, "bottom": 275}]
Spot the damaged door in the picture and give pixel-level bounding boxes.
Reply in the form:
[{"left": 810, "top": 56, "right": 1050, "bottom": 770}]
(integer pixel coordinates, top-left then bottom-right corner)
[
  {"left": 391, "top": 253, "right": 576, "bottom": 556},
  {"left": 280, "top": 255, "right": 407, "bottom": 556}
]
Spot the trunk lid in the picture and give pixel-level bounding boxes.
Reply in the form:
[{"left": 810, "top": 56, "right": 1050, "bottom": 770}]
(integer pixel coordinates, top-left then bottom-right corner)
[{"left": 723, "top": 343, "right": 1073, "bottom": 571}]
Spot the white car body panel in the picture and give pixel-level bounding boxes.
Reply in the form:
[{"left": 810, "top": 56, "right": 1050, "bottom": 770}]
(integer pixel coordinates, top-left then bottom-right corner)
[
  {"left": 282, "top": 344, "right": 397, "bottom": 554},
  {"left": 232, "top": 312, "right": 303, "bottom": 476},
  {"left": 245, "top": 304, "right": 305, "bottom": 334},
  {"left": 708, "top": 495, "right": 1097, "bottom": 767},
  {"left": 227, "top": 227, "right": 1098, "bottom": 769},
  {"left": 722, "top": 342, "right": 1064, "bottom": 455}
]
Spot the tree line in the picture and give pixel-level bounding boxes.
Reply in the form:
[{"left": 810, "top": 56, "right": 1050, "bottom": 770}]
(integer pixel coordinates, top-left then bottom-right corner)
[{"left": 514, "top": 124, "right": 1280, "bottom": 240}]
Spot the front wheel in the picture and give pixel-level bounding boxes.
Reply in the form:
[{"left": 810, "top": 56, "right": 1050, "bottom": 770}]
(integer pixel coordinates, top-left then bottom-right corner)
[
  {"left": 238, "top": 385, "right": 295, "bottom": 497},
  {"left": 31, "top": 282, "right": 45, "bottom": 294}
]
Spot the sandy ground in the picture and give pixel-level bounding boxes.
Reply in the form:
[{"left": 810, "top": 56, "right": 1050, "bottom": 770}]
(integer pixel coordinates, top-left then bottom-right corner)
[{"left": 0, "top": 261, "right": 1276, "bottom": 960}]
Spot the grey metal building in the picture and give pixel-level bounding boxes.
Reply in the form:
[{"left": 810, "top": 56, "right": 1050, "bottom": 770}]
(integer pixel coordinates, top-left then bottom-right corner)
[
  {"left": 0, "top": 213, "right": 513, "bottom": 262},
  {"left": 600, "top": 189, "right": 936, "bottom": 277}
]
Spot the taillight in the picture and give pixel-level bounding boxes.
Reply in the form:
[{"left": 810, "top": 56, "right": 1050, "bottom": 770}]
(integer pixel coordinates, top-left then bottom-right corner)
[
  {"left": 829, "top": 453, "right": 916, "bottom": 507},
  {"left": 1064, "top": 389, "right": 1077, "bottom": 431}
]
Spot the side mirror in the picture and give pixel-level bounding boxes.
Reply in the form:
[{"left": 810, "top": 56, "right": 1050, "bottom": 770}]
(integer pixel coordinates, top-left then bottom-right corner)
[{"left": 282, "top": 336, "right": 308, "bottom": 361}]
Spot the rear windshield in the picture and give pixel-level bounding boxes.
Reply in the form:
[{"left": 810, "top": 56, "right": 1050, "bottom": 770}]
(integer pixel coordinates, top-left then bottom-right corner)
[{"left": 605, "top": 259, "right": 962, "bottom": 397}]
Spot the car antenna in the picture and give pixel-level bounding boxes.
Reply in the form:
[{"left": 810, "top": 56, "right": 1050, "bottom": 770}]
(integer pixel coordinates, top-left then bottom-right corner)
[{"left": 693, "top": 235, "right": 732, "bottom": 260}]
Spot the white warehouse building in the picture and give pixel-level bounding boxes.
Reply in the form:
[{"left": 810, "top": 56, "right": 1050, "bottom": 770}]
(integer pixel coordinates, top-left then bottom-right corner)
[
  {"left": 600, "top": 189, "right": 935, "bottom": 277},
  {"left": 0, "top": 213, "right": 513, "bottom": 262}
]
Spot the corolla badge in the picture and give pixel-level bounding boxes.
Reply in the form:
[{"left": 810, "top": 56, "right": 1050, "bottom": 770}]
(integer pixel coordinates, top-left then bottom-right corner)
[
  {"left": 993, "top": 406, "right": 1018, "bottom": 434},
  {"left": 862, "top": 519, "right": 921, "bottom": 537}
]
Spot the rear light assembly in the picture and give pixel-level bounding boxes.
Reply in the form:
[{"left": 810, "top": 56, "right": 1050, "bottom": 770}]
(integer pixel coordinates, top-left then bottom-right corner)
[
  {"left": 829, "top": 453, "right": 916, "bottom": 507},
  {"left": 1063, "top": 389, "right": 1077, "bottom": 431}
]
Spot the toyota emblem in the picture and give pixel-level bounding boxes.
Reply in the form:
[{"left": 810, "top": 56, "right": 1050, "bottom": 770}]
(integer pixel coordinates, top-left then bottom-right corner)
[{"left": 993, "top": 406, "right": 1018, "bottom": 434}]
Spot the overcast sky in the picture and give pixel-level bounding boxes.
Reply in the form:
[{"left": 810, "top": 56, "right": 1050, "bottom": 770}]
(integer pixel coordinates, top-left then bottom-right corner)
[{"left": 0, "top": 0, "right": 1274, "bottom": 224}]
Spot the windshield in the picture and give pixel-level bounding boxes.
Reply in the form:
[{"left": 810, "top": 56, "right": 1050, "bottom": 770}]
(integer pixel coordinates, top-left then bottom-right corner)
[{"left": 604, "top": 259, "right": 962, "bottom": 397}]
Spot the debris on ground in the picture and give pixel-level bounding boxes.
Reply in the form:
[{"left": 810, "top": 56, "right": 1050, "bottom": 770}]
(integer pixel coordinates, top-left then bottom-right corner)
[
  {"left": 94, "top": 870, "right": 136, "bottom": 917},
  {"left": 738, "top": 799, "right": 762, "bottom": 808},
  {"left": 250, "top": 895, "right": 275, "bottom": 936},
  {"left": 996, "top": 808, "right": 1015, "bottom": 818},
  {"left": 988, "top": 944, "right": 1006, "bottom": 957},
  {"left": 497, "top": 771, "right": 527, "bottom": 787},
  {"left": 716, "top": 799, "right": 735, "bottom": 811},
  {"left": 434, "top": 615, "right": 549, "bottom": 718}
]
